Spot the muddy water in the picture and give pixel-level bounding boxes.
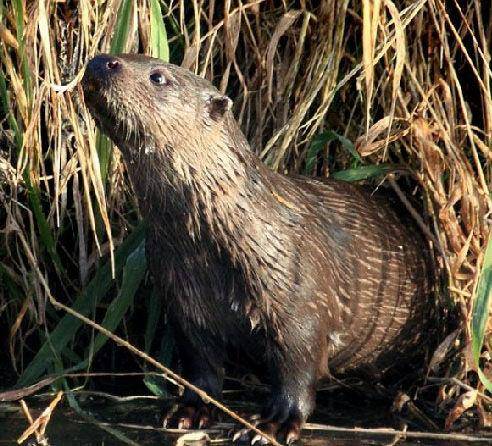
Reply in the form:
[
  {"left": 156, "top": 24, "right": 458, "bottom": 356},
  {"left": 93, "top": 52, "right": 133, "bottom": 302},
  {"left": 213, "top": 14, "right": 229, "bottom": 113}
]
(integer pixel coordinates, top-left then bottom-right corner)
[{"left": 0, "top": 394, "right": 489, "bottom": 446}]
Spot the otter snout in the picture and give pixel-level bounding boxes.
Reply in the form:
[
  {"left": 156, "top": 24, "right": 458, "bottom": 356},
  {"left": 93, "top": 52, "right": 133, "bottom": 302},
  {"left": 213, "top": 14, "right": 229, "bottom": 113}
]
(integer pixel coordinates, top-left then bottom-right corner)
[{"left": 82, "top": 54, "right": 122, "bottom": 94}]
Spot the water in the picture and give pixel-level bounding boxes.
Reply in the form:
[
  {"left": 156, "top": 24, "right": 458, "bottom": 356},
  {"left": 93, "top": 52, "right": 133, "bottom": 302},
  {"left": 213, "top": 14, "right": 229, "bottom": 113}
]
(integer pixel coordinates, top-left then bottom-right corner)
[{"left": 0, "top": 393, "right": 489, "bottom": 446}]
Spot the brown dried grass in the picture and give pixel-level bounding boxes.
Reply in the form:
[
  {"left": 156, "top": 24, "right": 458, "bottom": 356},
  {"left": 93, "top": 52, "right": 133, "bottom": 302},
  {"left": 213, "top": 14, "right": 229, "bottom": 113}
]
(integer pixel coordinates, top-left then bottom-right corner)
[{"left": 0, "top": 0, "right": 491, "bottom": 429}]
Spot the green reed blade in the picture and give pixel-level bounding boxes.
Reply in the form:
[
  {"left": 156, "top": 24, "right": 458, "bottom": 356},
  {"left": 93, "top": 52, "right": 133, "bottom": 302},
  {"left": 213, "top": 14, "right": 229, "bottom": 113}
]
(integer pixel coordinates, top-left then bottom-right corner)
[
  {"left": 149, "top": 0, "right": 169, "bottom": 62},
  {"left": 332, "top": 164, "right": 394, "bottom": 182},
  {"left": 90, "top": 238, "right": 147, "bottom": 355},
  {"left": 17, "top": 223, "right": 147, "bottom": 386},
  {"left": 472, "top": 235, "right": 492, "bottom": 391}
]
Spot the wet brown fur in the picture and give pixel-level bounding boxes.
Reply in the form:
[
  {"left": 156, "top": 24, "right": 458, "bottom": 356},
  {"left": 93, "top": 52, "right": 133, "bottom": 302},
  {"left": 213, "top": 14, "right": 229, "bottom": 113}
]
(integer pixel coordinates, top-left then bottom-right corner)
[{"left": 82, "top": 53, "right": 433, "bottom": 441}]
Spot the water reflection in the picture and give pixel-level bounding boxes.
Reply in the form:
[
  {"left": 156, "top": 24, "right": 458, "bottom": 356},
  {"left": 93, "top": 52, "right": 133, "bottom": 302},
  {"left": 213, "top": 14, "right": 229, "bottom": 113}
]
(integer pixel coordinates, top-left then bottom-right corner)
[{"left": 0, "top": 395, "right": 488, "bottom": 446}]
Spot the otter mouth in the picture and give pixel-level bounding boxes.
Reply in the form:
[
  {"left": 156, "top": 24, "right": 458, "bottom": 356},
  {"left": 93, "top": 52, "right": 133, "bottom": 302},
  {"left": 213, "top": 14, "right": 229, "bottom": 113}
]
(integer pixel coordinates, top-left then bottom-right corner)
[
  {"left": 84, "top": 96, "right": 142, "bottom": 151},
  {"left": 82, "top": 89, "right": 141, "bottom": 152},
  {"left": 82, "top": 64, "right": 113, "bottom": 128},
  {"left": 82, "top": 57, "right": 144, "bottom": 150},
  {"left": 82, "top": 84, "right": 116, "bottom": 139},
  {"left": 81, "top": 82, "right": 104, "bottom": 115},
  {"left": 82, "top": 57, "right": 111, "bottom": 107},
  {"left": 82, "top": 55, "right": 123, "bottom": 133}
]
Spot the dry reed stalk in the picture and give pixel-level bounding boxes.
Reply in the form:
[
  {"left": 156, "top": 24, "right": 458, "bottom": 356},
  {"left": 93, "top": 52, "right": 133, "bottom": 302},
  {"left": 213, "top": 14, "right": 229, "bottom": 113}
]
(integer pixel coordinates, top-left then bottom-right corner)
[{"left": 0, "top": 0, "right": 491, "bottom": 431}]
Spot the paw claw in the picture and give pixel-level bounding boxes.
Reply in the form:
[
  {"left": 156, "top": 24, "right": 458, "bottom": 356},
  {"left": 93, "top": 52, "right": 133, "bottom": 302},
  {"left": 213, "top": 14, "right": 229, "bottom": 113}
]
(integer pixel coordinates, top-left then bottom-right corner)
[
  {"left": 285, "top": 431, "right": 300, "bottom": 445},
  {"left": 198, "top": 417, "right": 209, "bottom": 429},
  {"left": 163, "top": 404, "right": 215, "bottom": 430},
  {"left": 233, "top": 428, "right": 250, "bottom": 443},
  {"left": 232, "top": 403, "right": 304, "bottom": 444},
  {"left": 251, "top": 434, "right": 268, "bottom": 445},
  {"left": 177, "top": 417, "right": 191, "bottom": 430}
]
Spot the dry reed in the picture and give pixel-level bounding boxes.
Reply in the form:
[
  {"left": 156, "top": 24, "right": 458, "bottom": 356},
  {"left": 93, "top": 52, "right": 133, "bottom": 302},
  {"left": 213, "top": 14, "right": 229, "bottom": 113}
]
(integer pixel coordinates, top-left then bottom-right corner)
[{"left": 0, "top": 0, "right": 491, "bottom": 432}]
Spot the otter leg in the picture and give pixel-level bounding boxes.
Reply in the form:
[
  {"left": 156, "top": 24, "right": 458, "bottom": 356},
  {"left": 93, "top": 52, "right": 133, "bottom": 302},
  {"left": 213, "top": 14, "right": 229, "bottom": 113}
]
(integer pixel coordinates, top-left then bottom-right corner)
[
  {"left": 163, "top": 327, "right": 224, "bottom": 430},
  {"left": 261, "top": 361, "right": 316, "bottom": 444},
  {"left": 235, "top": 352, "right": 317, "bottom": 444}
]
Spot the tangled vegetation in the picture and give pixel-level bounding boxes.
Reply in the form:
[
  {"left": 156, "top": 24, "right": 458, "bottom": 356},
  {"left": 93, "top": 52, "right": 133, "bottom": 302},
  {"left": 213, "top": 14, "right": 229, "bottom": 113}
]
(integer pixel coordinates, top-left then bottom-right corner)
[{"left": 0, "top": 0, "right": 491, "bottom": 435}]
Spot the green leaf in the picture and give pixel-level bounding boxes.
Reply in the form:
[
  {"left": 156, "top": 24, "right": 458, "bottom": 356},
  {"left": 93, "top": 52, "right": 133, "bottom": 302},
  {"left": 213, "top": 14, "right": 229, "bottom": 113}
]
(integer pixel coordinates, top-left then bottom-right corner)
[
  {"left": 472, "top": 234, "right": 492, "bottom": 391},
  {"left": 90, "top": 239, "right": 147, "bottom": 355},
  {"left": 12, "top": 0, "right": 32, "bottom": 104},
  {"left": 110, "top": 0, "right": 134, "bottom": 54},
  {"left": 478, "top": 368, "right": 492, "bottom": 393},
  {"left": 149, "top": 0, "right": 169, "bottom": 62},
  {"left": 332, "top": 163, "right": 394, "bottom": 182},
  {"left": 144, "top": 324, "right": 174, "bottom": 397},
  {"left": 472, "top": 268, "right": 492, "bottom": 363},
  {"left": 305, "top": 134, "right": 329, "bottom": 174},
  {"left": 0, "top": 58, "right": 22, "bottom": 150},
  {"left": 143, "top": 375, "right": 167, "bottom": 397},
  {"left": 144, "top": 286, "right": 162, "bottom": 353},
  {"left": 25, "top": 178, "right": 65, "bottom": 276},
  {"left": 17, "top": 223, "right": 147, "bottom": 387},
  {"left": 95, "top": 130, "right": 113, "bottom": 185},
  {"left": 305, "top": 130, "right": 360, "bottom": 174},
  {"left": 335, "top": 133, "right": 360, "bottom": 162}
]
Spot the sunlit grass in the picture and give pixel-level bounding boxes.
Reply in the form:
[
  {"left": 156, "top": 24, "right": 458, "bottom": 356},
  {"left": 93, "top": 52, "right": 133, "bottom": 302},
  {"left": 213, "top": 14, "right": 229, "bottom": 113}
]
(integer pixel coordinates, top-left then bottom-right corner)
[{"left": 0, "top": 0, "right": 490, "bottom": 429}]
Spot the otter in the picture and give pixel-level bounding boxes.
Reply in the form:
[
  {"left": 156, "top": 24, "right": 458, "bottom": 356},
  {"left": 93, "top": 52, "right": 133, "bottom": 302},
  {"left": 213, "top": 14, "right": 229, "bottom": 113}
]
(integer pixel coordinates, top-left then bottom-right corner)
[{"left": 82, "top": 53, "right": 433, "bottom": 444}]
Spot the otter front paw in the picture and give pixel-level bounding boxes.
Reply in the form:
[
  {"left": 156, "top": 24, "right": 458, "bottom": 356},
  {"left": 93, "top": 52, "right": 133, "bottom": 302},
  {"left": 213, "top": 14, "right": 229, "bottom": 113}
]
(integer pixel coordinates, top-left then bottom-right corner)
[
  {"left": 163, "top": 402, "right": 216, "bottom": 430},
  {"left": 233, "top": 399, "right": 304, "bottom": 445}
]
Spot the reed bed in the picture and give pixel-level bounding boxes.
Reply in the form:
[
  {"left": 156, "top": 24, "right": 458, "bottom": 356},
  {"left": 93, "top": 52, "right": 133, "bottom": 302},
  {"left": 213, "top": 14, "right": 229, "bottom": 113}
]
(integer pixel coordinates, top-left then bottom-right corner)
[{"left": 0, "top": 0, "right": 491, "bottom": 433}]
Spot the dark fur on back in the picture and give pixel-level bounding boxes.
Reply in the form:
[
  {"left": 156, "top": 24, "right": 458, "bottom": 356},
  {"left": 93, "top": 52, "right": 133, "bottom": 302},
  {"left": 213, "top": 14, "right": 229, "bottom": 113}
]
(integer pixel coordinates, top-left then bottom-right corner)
[{"left": 82, "top": 53, "right": 433, "bottom": 441}]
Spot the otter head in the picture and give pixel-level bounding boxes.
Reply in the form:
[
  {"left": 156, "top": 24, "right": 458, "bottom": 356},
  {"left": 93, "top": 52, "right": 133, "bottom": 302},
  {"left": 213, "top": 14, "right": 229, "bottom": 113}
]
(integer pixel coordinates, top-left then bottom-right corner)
[{"left": 82, "top": 54, "right": 234, "bottom": 158}]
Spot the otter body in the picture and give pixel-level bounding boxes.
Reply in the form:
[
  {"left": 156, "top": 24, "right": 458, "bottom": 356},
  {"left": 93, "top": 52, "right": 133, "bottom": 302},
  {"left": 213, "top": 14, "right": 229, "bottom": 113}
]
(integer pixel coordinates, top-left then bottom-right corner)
[{"left": 83, "top": 54, "right": 432, "bottom": 443}]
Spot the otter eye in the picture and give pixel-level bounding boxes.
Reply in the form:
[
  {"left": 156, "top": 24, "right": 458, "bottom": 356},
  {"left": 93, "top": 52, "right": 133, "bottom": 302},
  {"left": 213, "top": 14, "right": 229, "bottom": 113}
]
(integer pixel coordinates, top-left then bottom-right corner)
[{"left": 150, "top": 70, "right": 167, "bottom": 85}]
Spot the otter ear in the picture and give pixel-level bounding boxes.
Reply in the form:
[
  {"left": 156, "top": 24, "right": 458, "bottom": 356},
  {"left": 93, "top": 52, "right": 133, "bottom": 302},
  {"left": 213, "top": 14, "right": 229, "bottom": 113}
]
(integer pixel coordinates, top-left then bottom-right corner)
[{"left": 206, "top": 94, "right": 232, "bottom": 120}]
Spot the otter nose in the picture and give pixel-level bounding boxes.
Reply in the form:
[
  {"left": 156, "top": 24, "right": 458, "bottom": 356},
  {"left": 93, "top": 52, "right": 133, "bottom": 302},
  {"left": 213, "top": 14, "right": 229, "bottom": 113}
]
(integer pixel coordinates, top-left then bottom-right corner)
[{"left": 85, "top": 54, "right": 121, "bottom": 80}]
